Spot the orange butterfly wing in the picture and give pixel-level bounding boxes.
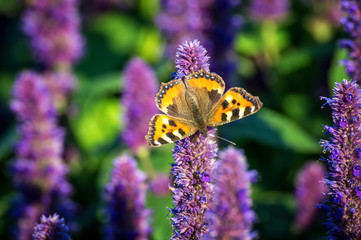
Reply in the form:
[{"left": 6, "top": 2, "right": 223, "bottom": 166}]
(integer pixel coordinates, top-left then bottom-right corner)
[
  {"left": 208, "top": 87, "right": 263, "bottom": 126},
  {"left": 146, "top": 114, "right": 197, "bottom": 147}
]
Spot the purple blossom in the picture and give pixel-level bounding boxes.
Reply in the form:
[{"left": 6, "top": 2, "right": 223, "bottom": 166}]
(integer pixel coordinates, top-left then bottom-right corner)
[
  {"left": 14, "top": 205, "right": 43, "bottom": 240},
  {"left": 33, "top": 214, "right": 71, "bottom": 240},
  {"left": 22, "top": 0, "right": 84, "bottom": 67},
  {"left": 157, "top": 0, "right": 242, "bottom": 81},
  {"left": 156, "top": 0, "right": 210, "bottom": 57},
  {"left": 206, "top": 146, "right": 257, "bottom": 239},
  {"left": 206, "top": 0, "right": 243, "bottom": 82},
  {"left": 42, "top": 71, "right": 75, "bottom": 110},
  {"left": 10, "top": 71, "right": 74, "bottom": 240},
  {"left": 121, "top": 58, "right": 158, "bottom": 154},
  {"left": 294, "top": 161, "right": 327, "bottom": 231},
  {"left": 320, "top": 80, "right": 361, "bottom": 239},
  {"left": 168, "top": 39, "right": 217, "bottom": 239},
  {"left": 104, "top": 155, "right": 151, "bottom": 240},
  {"left": 339, "top": 0, "right": 361, "bottom": 84},
  {"left": 149, "top": 173, "right": 170, "bottom": 196},
  {"left": 175, "top": 40, "right": 210, "bottom": 76},
  {"left": 170, "top": 129, "right": 218, "bottom": 239},
  {"left": 250, "top": 0, "right": 289, "bottom": 22}
]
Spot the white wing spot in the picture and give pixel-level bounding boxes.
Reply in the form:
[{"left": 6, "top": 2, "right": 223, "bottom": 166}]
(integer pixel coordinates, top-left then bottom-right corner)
[
  {"left": 225, "top": 96, "right": 233, "bottom": 102},
  {"left": 226, "top": 112, "right": 232, "bottom": 121},
  {"left": 173, "top": 130, "right": 182, "bottom": 139}
]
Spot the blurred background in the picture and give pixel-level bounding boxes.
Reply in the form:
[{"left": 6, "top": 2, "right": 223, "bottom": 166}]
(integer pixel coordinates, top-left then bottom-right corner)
[{"left": 0, "top": 0, "right": 349, "bottom": 239}]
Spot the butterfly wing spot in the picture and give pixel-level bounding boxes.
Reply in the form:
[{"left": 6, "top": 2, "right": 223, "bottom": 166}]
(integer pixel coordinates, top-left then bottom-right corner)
[
  {"left": 209, "top": 87, "right": 263, "bottom": 126},
  {"left": 155, "top": 79, "right": 186, "bottom": 117},
  {"left": 231, "top": 108, "right": 240, "bottom": 121},
  {"left": 222, "top": 100, "right": 229, "bottom": 110},
  {"left": 186, "top": 69, "right": 225, "bottom": 94},
  {"left": 146, "top": 114, "right": 196, "bottom": 147},
  {"left": 169, "top": 120, "right": 177, "bottom": 127}
]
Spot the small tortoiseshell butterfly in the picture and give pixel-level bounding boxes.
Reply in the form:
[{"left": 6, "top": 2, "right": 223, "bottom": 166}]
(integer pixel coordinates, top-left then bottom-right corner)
[{"left": 146, "top": 69, "right": 263, "bottom": 146}]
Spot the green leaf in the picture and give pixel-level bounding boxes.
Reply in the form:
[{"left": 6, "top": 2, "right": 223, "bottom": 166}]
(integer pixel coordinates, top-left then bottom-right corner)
[
  {"left": 93, "top": 13, "right": 138, "bottom": 54},
  {"left": 148, "top": 193, "right": 172, "bottom": 240},
  {"left": 237, "top": 56, "right": 256, "bottom": 77},
  {"left": 0, "top": 73, "right": 15, "bottom": 103},
  {"left": 136, "top": 27, "right": 163, "bottom": 64},
  {"left": 72, "top": 98, "right": 121, "bottom": 152},
  {"left": 0, "top": 125, "right": 17, "bottom": 160},
  {"left": 305, "top": 16, "right": 334, "bottom": 43},
  {"left": 276, "top": 50, "right": 311, "bottom": 74},
  {"left": 235, "top": 33, "right": 262, "bottom": 56},
  {"left": 282, "top": 93, "right": 311, "bottom": 120},
  {"left": 75, "top": 72, "right": 121, "bottom": 101},
  {"left": 139, "top": 0, "right": 160, "bottom": 19},
  {"left": 224, "top": 108, "right": 320, "bottom": 153},
  {"left": 328, "top": 47, "right": 349, "bottom": 93}
]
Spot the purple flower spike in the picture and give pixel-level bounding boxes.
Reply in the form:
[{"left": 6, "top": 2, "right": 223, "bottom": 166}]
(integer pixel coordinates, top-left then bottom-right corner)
[
  {"left": 158, "top": 1, "right": 242, "bottom": 81},
  {"left": 104, "top": 155, "right": 151, "bottom": 240},
  {"left": 121, "top": 58, "right": 158, "bottom": 154},
  {"left": 339, "top": 0, "right": 361, "bottom": 84},
  {"left": 206, "top": 146, "right": 257, "bottom": 239},
  {"left": 157, "top": 1, "right": 210, "bottom": 57},
  {"left": 42, "top": 71, "right": 75, "bottom": 110},
  {"left": 170, "top": 129, "right": 218, "bottom": 239},
  {"left": 175, "top": 39, "right": 210, "bottom": 76},
  {"left": 250, "top": 0, "right": 289, "bottom": 22},
  {"left": 320, "top": 80, "right": 361, "bottom": 239},
  {"left": 33, "top": 214, "right": 71, "bottom": 240},
  {"left": 11, "top": 71, "right": 74, "bottom": 240},
  {"left": 149, "top": 173, "right": 170, "bottom": 196},
  {"left": 168, "top": 40, "right": 217, "bottom": 239},
  {"left": 294, "top": 161, "right": 327, "bottom": 231},
  {"left": 22, "top": 0, "right": 84, "bottom": 67}
]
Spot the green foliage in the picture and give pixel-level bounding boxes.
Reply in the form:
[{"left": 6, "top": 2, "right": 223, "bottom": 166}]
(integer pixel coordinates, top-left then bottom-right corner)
[
  {"left": 225, "top": 108, "right": 320, "bottom": 154},
  {"left": 94, "top": 13, "right": 139, "bottom": 55},
  {"left": 147, "top": 194, "right": 173, "bottom": 240},
  {"left": 72, "top": 97, "right": 120, "bottom": 151},
  {"left": 328, "top": 48, "right": 349, "bottom": 93},
  {"left": 71, "top": 72, "right": 122, "bottom": 151},
  {"left": 0, "top": 0, "right": 346, "bottom": 239}
]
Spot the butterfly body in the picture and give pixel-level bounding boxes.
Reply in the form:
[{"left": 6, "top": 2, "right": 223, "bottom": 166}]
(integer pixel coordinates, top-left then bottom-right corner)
[
  {"left": 146, "top": 69, "right": 263, "bottom": 147},
  {"left": 184, "top": 88, "right": 209, "bottom": 136}
]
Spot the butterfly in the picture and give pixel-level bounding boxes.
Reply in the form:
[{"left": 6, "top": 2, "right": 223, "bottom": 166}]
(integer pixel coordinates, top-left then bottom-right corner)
[{"left": 145, "top": 69, "right": 263, "bottom": 146}]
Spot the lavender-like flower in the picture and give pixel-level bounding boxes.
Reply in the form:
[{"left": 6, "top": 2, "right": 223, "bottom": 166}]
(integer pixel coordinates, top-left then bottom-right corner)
[
  {"left": 33, "top": 214, "right": 71, "bottom": 240},
  {"left": 149, "top": 173, "right": 170, "bottom": 196},
  {"left": 42, "top": 71, "right": 75, "bottom": 110},
  {"left": 175, "top": 40, "right": 210, "bottom": 77},
  {"left": 294, "top": 161, "right": 327, "bottom": 231},
  {"left": 207, "top": 0, "right": 243, "bottom": 82},
  {"left": 170, "top": 129, "right": 218, "bottom": 239},
  {"left": 22, "top": 0, "right": 84, "bottom": 67},
  {"left": 121, "top": 58, "right": 158, "bottom": 154},
  {"left": 207, "top": 146, "right": 257, "bottom": 239},
  {"left": 169, "top": 39, "right": 218, "bottom": 239},
  {"left": 250, "top": 0, "right": 289, "bottom": 22},
  {"left": 320, "top": 80, "right": 361, "bottom": 239},
  {"left": 339, "top": 0, "right": 361, "bottom": 84},
  {"left": 157, "top": 0, "right": 242, "bottom": 81},
  {"left": 10, "top": 71, "right": 74, "bottom": 240},
  {"left": 104, "top": 155, "right": 151, "bottom": 240},
  {"left": 156, "top": 0, "right": 209, "bottom": 57}
]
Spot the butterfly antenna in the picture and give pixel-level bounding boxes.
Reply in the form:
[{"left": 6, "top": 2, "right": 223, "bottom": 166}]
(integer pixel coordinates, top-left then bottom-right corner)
[{"left": 215, "top": 135, "right": 236, "bottom": 146}]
